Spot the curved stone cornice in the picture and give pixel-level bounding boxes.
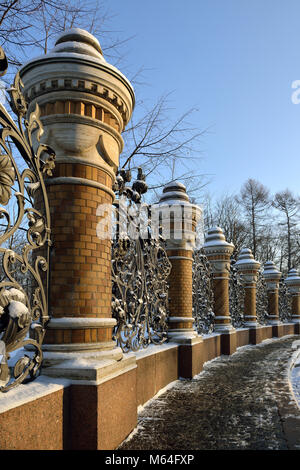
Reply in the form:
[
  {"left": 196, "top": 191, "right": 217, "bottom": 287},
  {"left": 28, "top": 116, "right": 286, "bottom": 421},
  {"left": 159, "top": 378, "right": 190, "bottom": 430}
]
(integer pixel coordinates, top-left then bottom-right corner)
[
  {"left": 20, "top": 56, "right": 134, "bottom": 128},
  {"left": 47, "top": 317, "right": 117, "bottom": 329},
  {"left": 19, "top": 29, "right": 135, "bottom": 176},
  {"left": 24, "top": 77, "right": 131, "bottom": 129},
  {"left": 44, "top": 176, "right": 116, "bottom": 200},
  {"left": 20, "top": 56, "right": 134, "bottom": 103}
]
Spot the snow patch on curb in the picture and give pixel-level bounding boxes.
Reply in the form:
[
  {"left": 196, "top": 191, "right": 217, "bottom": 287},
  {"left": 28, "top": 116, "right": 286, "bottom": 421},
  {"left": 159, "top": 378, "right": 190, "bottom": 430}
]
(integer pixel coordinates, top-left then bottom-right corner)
[
  {"left": 288, "top": 344, "right": 300, "bottom": 410},
  {"left": 0, "top": 376, "right": 70, "bottom": 413}
]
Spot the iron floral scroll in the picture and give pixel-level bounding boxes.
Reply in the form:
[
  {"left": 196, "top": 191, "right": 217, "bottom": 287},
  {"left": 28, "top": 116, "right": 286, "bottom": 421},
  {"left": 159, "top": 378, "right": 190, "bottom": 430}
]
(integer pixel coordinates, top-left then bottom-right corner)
[
  {"left": 192, "top": 248, "right": 215, "bottom": 334},
  {"left": 0, "top": 47, "right": 55, "bottom": 391},
  {"left": 111, "top": 169, "right": 171, "bottom": 352}
]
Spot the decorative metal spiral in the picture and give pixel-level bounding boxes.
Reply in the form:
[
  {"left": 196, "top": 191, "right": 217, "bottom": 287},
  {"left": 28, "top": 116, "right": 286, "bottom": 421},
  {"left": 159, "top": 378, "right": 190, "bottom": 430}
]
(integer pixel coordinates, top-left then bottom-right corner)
[
  {"left": 279, "top": 278, "right": 292, "bottom": 322},
  {"left": 111, "top": 169, "right": 171, "bottom": 352},
  {"left": 229, "top": 259, "right": 244, "bottom": 328},
  {"left": 192, "top": 248, "right": 215, "bottom": 334},
  {"left": 0, "top": 48, "right": 55, "bottom": 391},
  {"left": 256, "top": 271, "right": 269, "bottom": 325}
]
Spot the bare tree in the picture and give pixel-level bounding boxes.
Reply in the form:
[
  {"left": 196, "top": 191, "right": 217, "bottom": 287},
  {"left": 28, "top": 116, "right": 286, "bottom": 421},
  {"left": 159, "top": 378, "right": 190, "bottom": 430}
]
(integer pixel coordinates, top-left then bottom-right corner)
[
  {"left": 0, "top": 0, "right": 128, "bottom": 71},
  {"left": 121, "top": 93, "right": 209, "bottom": 201},
  {"left": 235, "top": 179, "right": 271, "bottom": 260},
  {"left": 0, "top": 2, "right": 208, "bottom": 197},
  {"left": 272, "top": 189, "right": 300, "bottom": 271},
  {"left": 202, "top": 193, "right": 248, "bottom": 257},
  {"left": 211, "top": 194, "right": 248, "bottom": 257}
]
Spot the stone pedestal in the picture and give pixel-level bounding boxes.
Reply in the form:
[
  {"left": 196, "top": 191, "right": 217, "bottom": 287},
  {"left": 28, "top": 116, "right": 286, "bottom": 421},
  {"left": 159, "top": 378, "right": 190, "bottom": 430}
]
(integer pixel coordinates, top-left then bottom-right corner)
[
  {"left": 203, "top": 227, "right": 236, "bottom": 354},
  {"left": 263, "top": 261, "right": 282, "bottom": 335},
  {"left": 157, "top": 182, "right": 203, "bottom": 377}
]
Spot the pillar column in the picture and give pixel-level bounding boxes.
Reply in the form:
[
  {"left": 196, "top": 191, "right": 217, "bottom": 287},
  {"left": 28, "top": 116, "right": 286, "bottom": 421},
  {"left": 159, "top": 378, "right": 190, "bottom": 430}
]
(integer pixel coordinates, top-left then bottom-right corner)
[
  {"left": 157, "top": 182, "right": 203, "bottom": 377},
  {"left": 203, "top": 227, "right": 236, "bottom": 354},
  {"left": 285, "top": 268, "right": 300, "bottom": 334},
  {"left": 20, "top": 29, "right": 134, "bottom": 365},
  {"left": 235, "top": 248, "right": 262, "bottom": 343},
  {"left": 19, "top": 29, "right": 137, "bottom": 449},
  {"left": 262, "top": 261, "right": 282, "bottom": 337}
]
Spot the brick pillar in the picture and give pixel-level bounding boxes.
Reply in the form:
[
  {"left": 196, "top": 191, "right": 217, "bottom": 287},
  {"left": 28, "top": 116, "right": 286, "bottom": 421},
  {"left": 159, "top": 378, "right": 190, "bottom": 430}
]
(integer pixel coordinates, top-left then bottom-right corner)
[
  {"left": 19, "top": 29, "right": 137, "bottom": 449},
  {"left": 285, "top": 268, "right": 300, "bottom": 334},
  {"left": 20, "top": 29, "right": 134, "bottom": 362},
  {"left": 235, "top": 248, "right": 260, "bottom": 327},
  {"left": 235, "top": 248, "right": 263, "bottom": 344},
  {"left": 262, "top": 261, "right": 282, "bottom": 337},
  {"left": 157, "top": 182, "right": 203, "bottom": 377},
  {"left": 203, "top": 227, "right": 236, "bottom": 354}
]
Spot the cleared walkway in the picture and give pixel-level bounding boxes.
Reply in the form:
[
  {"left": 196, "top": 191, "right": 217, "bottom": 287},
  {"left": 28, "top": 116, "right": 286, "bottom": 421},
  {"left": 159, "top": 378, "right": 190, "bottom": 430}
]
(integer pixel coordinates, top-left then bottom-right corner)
[{"left": 119, "top": 336, "right": 300, "bottom": 450}]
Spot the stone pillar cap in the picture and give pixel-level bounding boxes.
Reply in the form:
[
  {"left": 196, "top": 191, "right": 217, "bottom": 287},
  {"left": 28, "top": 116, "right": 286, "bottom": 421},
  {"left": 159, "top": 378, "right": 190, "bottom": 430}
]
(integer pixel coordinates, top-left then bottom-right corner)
[
  {"left": 156, "top": 181, "right": 202, "bottom": 249},
  {"left": 203, "top": 226, "right": 234, "bottom": 253},
  {"left": 19, "top": 28, "right": 135, "bottom": 112},
  {"left": 54, "top": 28, "right": 103, "bottom": 57},
  {"left": 235, "top": 248, "right": 260, "bottom": 270},
  {"left": 157, "top": 181, "right": 202, "bottom": 218},
  {"left": 285, "top": 268, "right": 300, "bottom": 285},
  {"left": 262, "top": 261, "right": 282, "bottom": 280},
  {"left": 158, "top": 181, "right": 190, "bottom": 205}
]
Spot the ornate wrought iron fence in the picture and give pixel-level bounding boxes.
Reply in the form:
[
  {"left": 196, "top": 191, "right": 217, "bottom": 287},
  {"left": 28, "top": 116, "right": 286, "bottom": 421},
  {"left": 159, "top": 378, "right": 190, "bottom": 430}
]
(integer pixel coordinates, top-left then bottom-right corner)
[
  {"left": 192, "top": 248, "right": 285, "bottom": 331},
  {"left": 192, "top": 248, "right": 214, "bottom": 334},
  {"left": 279, "top": 278, "right": 292, "bottom": 322},
  {"left": 0, "top": 48, "right": 55, "bottom": 391},
  {"left": 253, "top": 270, "right": 268, "bottom": 325},
  {"left": 111, "top": 169, "right": 171, "bottom": 352},
  {"left": 229, "top": 259, "right": 245, "bottom": 328}
]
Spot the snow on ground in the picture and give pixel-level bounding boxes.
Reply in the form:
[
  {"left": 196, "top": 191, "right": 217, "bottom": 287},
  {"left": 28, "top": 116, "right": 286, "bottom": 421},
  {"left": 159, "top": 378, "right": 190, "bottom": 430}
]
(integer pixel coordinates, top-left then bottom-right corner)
[{"left": 119, "top": 335, "right": 300, "bottom": 450}]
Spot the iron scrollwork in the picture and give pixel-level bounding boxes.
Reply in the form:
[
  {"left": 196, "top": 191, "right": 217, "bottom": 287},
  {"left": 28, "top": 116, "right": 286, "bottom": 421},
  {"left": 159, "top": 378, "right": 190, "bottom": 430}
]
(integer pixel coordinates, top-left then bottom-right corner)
[
  {"left": 229, "top": 259, "right": 245, "bottom": 328},
  {"left": 279, "top": 278, "right": 292, "bottom": 322},
  {"left": 0, "top": 48, "right": 55, "bottom": 391},
  {"left": 111, "top": 168, "right": 171, "bottom": 352},
  {"left": 256, "top": 271, "right": 269, "bottom": 325},
  {"left": 192, "top": 248, "right": 215, "bottom": 334}
]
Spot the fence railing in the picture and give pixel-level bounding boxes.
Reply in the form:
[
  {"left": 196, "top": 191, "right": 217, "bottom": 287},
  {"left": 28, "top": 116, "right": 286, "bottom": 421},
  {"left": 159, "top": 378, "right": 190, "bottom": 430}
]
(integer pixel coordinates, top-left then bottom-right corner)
[
  {"left": 0, "top": 44, "right": 297, "bottom": 384},
  {"left": 0, "top": 47, "right": 55, "bottom": 392},
  {"left": 192, "top": 243, "right": 294, "bottom": 334},
  {"left": 112, "top": 215, "right": 296, "bottom": 349},
  {"left": 111, "top": 169, "right": 171, "bottom": 352}
]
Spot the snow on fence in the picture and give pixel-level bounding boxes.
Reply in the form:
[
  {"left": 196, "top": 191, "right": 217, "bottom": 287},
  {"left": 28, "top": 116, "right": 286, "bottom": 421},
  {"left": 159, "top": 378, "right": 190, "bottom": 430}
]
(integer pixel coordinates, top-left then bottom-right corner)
[{"left": 0, "top": 46, "right": 55, "bottom": 392}]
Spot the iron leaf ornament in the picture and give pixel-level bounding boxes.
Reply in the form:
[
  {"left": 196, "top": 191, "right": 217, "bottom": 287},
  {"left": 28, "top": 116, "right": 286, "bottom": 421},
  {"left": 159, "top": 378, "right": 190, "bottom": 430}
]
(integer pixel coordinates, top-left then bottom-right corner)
[
  {"left": 112, "top": 168, "right": 171, "bottom": 352},
  {"left": 0, "top": 47, "right": 55, "bottom": 392}
]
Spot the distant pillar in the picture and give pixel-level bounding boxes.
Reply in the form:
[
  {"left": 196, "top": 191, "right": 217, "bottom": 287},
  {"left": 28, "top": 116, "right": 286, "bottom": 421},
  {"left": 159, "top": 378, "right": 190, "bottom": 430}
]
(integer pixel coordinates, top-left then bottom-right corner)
[
  {"left": 235, "top": 248, "right": 260, "bottom": 327},
  {"left": 262, "top": 261, "right": 284, "bottom": 338},
  {"left": 262, "top": 261, "right": 282, "bottom": 326},
  {"left": 235, "top": 248, "right": 264, "bottom": 344},
  {"left": 203, "top": 227, "right": 236, "bottom": 354},
  {"left": 157, "top": 182, "right": 203, "bottom": 377},
  {"left": 285, "top": 268, "right": 300, "bottom": 334},
  {"left": 203, "top": 227, "right": 234, "bottom": 331}
]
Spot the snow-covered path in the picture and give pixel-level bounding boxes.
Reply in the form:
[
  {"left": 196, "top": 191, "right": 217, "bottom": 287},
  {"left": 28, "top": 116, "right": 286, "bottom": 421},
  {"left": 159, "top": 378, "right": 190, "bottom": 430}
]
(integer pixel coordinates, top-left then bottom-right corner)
[{"left": 119, "top": 336, "right": 300, "bottom": 450}]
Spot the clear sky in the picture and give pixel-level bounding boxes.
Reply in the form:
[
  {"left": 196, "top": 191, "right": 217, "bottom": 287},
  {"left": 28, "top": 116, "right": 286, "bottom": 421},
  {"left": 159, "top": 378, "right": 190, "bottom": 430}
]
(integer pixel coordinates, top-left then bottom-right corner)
[{"left": 102, "top": 0, "right": 300, "bottom": 201}]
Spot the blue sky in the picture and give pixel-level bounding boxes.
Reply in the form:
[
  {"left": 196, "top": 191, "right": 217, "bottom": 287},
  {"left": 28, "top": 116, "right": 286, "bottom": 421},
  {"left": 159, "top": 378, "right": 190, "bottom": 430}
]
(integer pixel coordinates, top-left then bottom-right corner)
[{"left": 103, "top": 0, "right": 300, "bottom": 201}]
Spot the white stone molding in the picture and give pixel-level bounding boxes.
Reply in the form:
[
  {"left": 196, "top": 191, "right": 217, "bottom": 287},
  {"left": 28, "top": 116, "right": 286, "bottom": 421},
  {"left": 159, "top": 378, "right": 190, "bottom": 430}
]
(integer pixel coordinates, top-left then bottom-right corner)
[{"left": 44, "top": 176, "right": 116, "bottom": 200}]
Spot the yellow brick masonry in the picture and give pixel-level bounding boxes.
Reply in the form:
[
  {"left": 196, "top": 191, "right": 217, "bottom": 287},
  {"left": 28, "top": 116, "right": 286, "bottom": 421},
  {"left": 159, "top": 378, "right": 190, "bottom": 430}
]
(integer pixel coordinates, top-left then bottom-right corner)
[
  {"left": 167, "top": 249, "right": 194, "bottom": 331},
  {"left": 35, "top": 162, "right": 114, "bottom": 345}
]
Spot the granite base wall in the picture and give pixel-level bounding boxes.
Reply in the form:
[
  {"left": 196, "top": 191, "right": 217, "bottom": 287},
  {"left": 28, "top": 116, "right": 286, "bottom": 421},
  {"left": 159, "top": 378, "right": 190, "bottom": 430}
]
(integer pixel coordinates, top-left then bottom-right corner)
[{"left": 0, "top": 323, "right": 298, "bottom": 450}]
